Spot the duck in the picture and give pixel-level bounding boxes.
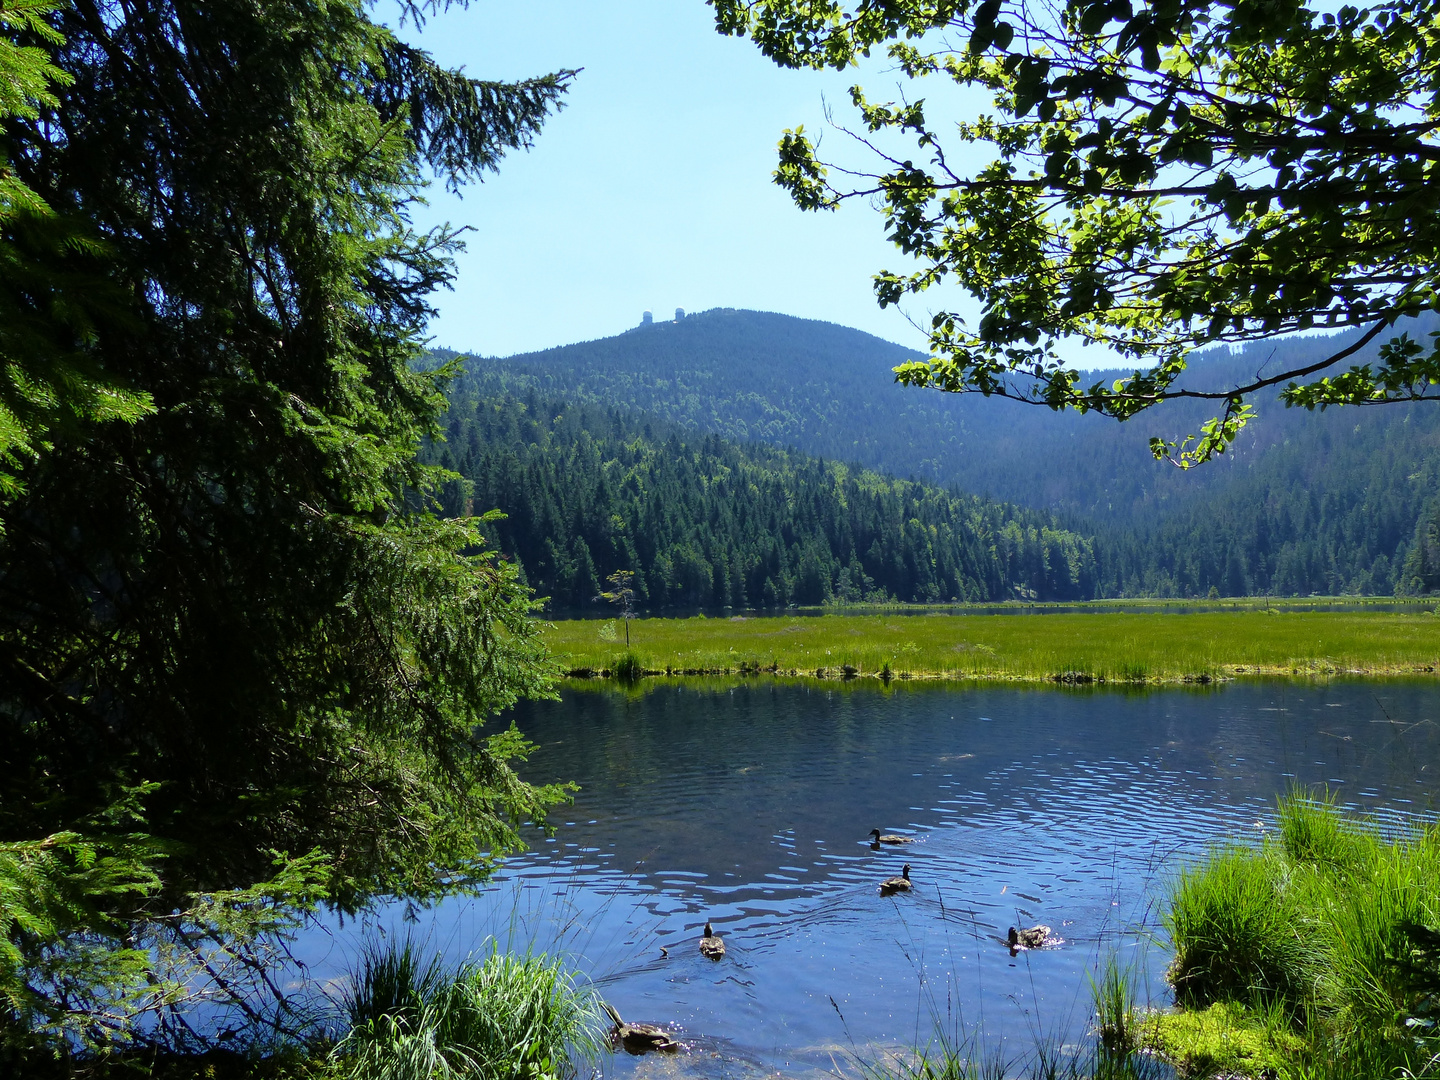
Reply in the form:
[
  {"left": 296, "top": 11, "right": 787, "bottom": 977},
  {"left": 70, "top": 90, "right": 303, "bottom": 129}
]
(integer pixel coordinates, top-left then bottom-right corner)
[
  {"left": 870, "top": 828, "right": 916, "bottom": 846},
  {"left": 603, "top": 1002, "right": 680, "bottom": 1053},
  {"left": 879, "top": 864, "right": 913, "bottom": 894},
  {"left": 1007, "top": 924, "right": 1053, "bottom": 950},
  {"left": 699, "top": 920, "right": 725, "bottom": 959}
]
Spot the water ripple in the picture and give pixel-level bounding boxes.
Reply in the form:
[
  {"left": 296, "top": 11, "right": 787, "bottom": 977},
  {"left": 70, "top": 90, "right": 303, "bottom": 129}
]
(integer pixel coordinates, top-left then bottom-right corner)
[{"left": 299, "top": 680, "right": 1440, "bottom": 1080}]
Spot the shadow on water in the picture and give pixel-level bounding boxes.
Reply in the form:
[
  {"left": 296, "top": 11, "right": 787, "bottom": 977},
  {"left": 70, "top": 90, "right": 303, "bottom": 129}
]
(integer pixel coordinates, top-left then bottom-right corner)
[{"left": 299, "top": 679, "right": 1440, "bottom": 1079}]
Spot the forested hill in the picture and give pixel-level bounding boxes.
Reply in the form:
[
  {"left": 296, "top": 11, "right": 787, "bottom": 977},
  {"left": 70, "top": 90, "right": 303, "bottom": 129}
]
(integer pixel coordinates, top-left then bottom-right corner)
[
  {"left": 453, "top": 308, "right": 1380, "bottom": 522},
  {"left": 452, "top": 309, "right": 1440, "bottom": 521},
  {"left": 447, "top": 309, "right": 1440, "bottom": 598},
  {"left": 1094, "top": 412, "right": 1440, "bottom": 597},
  {"left": 427, "top": 389, "right": 1098, "bottom": 610}
]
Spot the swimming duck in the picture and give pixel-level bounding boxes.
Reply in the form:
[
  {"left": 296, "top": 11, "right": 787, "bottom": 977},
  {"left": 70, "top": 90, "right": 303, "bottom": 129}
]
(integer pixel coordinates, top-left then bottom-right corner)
[
  {"left": 603, "top": 1002, "right": 680, "bottom": 1053},
  {"left": 879, "top": 864, "right": 913, "bottom": 894},
  {"left": 1007, "top": 925, "right": 1053, "bottom": 950},
  {"left": 870, "top": 828, "right": 916, "bottom": 846},
  {"left": 699, "top": 920, "right": 725, "bottom": 959}
]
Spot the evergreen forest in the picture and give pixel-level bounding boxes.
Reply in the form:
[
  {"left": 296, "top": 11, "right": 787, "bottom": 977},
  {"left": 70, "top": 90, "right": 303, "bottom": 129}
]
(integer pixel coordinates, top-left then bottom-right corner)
[
  {"left": 443, "top": 310, "right": 1440, "bottom": 604},
  {"left": 428, "top": 385, "right": 1099, "bottom": 609}
]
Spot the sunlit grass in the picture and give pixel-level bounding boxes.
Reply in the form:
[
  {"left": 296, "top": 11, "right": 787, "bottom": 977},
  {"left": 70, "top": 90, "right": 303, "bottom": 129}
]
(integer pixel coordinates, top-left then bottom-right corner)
[
  {"left": 1157, "top": 791, "right": 1440, "bottom": 1077},
  {"left": 545, "top": 610, "right": 1440, "bottom": 683},
  {"left": 1138, "top": 1000, "right": 1302, "bottom": 1079},
  {"left": 334, "top": 940, "right": 603, "bottom": 1080}
]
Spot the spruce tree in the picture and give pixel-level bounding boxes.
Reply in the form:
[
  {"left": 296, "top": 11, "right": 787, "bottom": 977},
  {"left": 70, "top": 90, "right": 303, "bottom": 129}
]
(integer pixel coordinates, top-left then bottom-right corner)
[{"left": 1, "top": 0, "right": 574, "bottom": 1047}]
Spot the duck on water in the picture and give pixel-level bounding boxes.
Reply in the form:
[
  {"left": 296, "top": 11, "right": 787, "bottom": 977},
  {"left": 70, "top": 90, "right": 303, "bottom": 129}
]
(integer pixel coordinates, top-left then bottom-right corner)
[
  {"left": 870, "top": 828, "right": 916, "bottom": 846},
  {"left": 1007, "top": 924, "right": 1055, "bottom": 951},
  {"left": 604, "top": 1002, "right": 681, "bottom": 1053},
  {"left": 879, "top": 864, "right": 913, "bottom": 894},
  {"left": 699, "top": 920, "right": 725, "bottom": 959}
]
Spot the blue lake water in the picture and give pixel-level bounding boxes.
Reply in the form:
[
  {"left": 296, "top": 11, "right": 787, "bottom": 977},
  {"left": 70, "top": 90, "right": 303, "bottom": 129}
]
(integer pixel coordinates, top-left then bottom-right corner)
[{"left": 302, "top": 679, "right": 1440, "bottom": 1077}]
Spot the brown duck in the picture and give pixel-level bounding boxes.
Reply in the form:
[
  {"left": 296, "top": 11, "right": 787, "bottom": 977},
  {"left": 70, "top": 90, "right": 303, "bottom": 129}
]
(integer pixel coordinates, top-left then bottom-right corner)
[
  {"left": 879, "top": 864, "right": 913, "bottom": 894},
  {"left": 870, "top": 828, "right": 915, "bottom": 846},
  {"left": 603, "top": 1002, "right": 680, "bottom": 1053},
  {"left": 1007, "top": 925, "right": 1053, "bottom": 950},
  {"left": 699, "top": 920, "right": 725, "bottom": 959}
]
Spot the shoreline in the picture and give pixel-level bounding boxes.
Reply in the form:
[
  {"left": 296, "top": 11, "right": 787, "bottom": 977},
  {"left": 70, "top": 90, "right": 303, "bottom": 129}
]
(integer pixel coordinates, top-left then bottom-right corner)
[
  {"left": 545, "top": 610, "right": 1440, "bottom": 688},
  {"left": 561, "top": 661, "right": 1439, "bottom": 686}
]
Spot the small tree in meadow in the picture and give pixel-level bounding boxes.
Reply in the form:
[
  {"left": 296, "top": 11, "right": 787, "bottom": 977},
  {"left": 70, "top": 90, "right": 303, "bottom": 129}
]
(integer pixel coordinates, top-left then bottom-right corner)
[{"left": 598, "top": 571, "right": 637, "bottom": 646}]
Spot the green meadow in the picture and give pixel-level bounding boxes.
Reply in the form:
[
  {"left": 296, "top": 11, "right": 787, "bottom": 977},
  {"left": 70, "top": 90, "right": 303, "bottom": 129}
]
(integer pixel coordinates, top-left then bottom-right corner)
[{"left": 545, "top": 608, "right": 1440, "bottom": 683}]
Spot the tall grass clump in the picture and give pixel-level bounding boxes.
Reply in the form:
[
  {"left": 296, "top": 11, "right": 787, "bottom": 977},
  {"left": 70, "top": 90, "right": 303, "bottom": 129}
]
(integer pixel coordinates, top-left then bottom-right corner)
[
  {"left": 609, "top": 650, "right": 644, "bottom": 683},
  {"left": 342, "top": 939, "right": 447, "bottom": 1034},
  {"left": 1165, "top": 844, "right": 1309, "bottom": 1010},
  {"left": 1092, "top": 958, "right": 1139, "bottom": 1059},
  {"left": 1276, "top": 790, "right": 1375, "bottom": 871},
  {"left": 1160, "top": 790, "right": 1440, "bottom": 1076},
  {"left": 335, "top": 940, "right": 603, "bottom": 1080},
  {"left": 1321, "top": 821, "right": 1440, "bottom": 1062}
]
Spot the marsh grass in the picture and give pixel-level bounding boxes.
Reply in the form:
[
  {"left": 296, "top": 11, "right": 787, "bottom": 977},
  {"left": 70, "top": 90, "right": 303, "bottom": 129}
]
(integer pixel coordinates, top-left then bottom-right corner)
[
  {"left": 608, "top": 650, "right": 644, "bottom": 683},
  {"left": 1092, "top": 959, "right": 1139, "bottom": 1059},
  {"left": 334, "top": 940, "right": 603, "bottom": 1080},
  {"left": 1158, "top": 790, "right": 1440, "bottom": 1077},
  {"left": 545, "top": 611, "right": 1440, "bottom": 684}
]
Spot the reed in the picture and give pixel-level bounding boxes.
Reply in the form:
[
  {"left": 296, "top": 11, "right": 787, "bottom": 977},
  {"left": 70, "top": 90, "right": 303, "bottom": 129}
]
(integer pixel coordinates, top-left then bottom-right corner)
[
  {"left": 1092, "top": 958, "right": 1139, "bottom": 1060},
  {"left": 856, "top": 1016, "right": 1167, "bottom": 1080},
  {"left": 841, "top": 950, "right": 1172, "bottom": 1080},
  {"left": 544, "top": 610, "right": 1440, "bottom": 684},
  {"left": 335, "top": 940, "right": 603, "bottom": 1080}
]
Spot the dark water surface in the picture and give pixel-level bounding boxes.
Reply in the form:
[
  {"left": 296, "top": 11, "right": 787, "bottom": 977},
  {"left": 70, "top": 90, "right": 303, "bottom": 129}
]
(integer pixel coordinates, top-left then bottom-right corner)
[{"left": 309, "top": 679, "right": 1440, "bottom": 1076}]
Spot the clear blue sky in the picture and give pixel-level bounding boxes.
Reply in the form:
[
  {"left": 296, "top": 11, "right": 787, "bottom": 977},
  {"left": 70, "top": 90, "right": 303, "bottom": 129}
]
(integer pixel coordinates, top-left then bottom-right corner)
[{"left": 389, "top": 1, "right": 983, "bottom": 358}]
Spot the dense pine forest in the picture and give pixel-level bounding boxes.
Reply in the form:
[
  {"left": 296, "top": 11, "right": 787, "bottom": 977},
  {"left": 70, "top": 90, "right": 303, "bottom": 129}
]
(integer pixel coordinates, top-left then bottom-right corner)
[
  {"left": 443, "top": 310, "right": 1440, "bottom": 601},
  {"left": 1093, "top": 423, "right": 1440, "bottom": 598},
  {"left": 428, "top": 386, "right": 1099, "bottom": 610}
]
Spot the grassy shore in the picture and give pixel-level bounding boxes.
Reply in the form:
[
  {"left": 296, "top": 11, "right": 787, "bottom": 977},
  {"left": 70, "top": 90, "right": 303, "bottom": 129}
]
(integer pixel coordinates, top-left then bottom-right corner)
[
  {"left": 546, "top": 610, "right": 1440, "bottom": 684},
  {"left": 1138, "top": 792, "right": 1440, "bottom": 1078},
  {"left": 12, "top": 942, "right": 603, "bottom": 1080}
]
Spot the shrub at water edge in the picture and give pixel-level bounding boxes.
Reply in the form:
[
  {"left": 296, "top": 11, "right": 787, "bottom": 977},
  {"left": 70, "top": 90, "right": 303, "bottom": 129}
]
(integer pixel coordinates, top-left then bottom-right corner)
[{"left": 610, "top": 651, "right": 646, "bottom": 683}]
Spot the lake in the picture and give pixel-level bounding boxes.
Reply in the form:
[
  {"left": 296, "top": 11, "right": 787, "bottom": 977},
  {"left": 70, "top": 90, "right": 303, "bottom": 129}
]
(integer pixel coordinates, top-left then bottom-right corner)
[{"left": 309, "top": 679, "right": 1440, "bottom": 1077}]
